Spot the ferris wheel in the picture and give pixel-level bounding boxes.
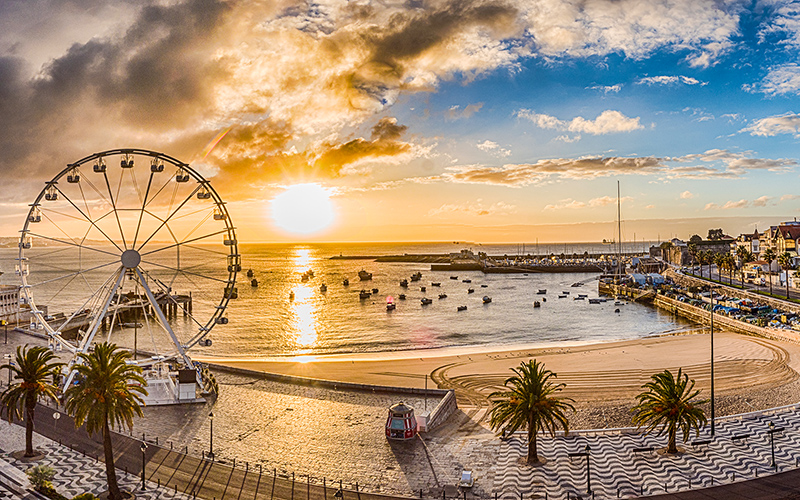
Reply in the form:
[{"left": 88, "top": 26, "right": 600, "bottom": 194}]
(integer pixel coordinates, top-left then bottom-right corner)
[{"left": 18, "top": 148, "right": 238, "bottom": 388}]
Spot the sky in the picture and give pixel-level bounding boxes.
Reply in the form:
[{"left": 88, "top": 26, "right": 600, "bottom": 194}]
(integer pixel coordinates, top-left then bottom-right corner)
[{"left": 1, "top": 0, "right": 800, "bottom": 243}]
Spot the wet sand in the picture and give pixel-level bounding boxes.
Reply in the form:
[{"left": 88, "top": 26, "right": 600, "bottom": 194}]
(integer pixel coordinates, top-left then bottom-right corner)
[{"left": 197, "top": 330, "right": 800, "bottom": 428}]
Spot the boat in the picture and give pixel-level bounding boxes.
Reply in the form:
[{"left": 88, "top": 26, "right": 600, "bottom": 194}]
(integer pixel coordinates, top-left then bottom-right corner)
[
  {"left": 410, "top": 272, "right": 422, "bottom": 282},
  {"left": 615, "top": 308, "right": 621, "bottom": 313},
  {"left": 387, "top": 303, "right": 396, "bottom": 311},
  {"left": 301, "top": 274, "right": 309, "bottom": 282},
  {"left": 578, "top": 294, "right": 588, "bottom": 298},
  {"left": 574, "top": 296, "right": 585, "bottom": 300},
  {"left": 588, "top": 298, "right": 601, "bottom": 304},
  {"left": 562, "top": 291, "right": 570, "bottom": 295},
  {"left": 614, "top": 301, "right": 625, "bottom": 306},
  {"left": 431, "top": 282, "right": 441, "bottom": 287},
  {"left": 533, "top": 301, "right": 540, "bottom": 308},
  {"left": 450, "top": 276, "right": 458, "bottom": 280},
  {"left": 246, "top": 269, "right": 254, "bottom": 278},
  {"left": 438, "top": 293, "right": 447, "bottom": 299},
  {"left": 482, "top": 296, "right": 492, "bottom": 304},
  {"left": 398, "top": 294, "right": 406, "bottom": 300},
  {"left": 372, "top": 288, "right": 379, "bottom": 294},
  {"left": 359, "top": 290, "right": 371, "bottom": 299},
  {"left": 358, "top": 270, "right": 373, "bottom": 281},
  {"left": 421, "top": 297, "right": 433, "bottom": 305},
  {"left": 420, "top": 286, "right": 426, "bottom": 292},
  {"left": 343, "top": 278, "right": 349, "bottom": 286},
  {"left": 251, "top": 279, "right": 258, "bottom": 287},
  {"left": 571, "top": 282, "right": 582, "bottom": 287},
  {"left": 400, "top": 279, "right": 409, "bottom": 287},
  {"left": 480, "top": 284, "right": 488, "bottom": 288},
  {"left": 120, "top": 322, "right": 143, "bottom": 329},
  {"left": 558, "top": 295, "right": 567, "bottom": 299},
  {"left": 542, "top": 297, "right": 546, "bottom": 302},
  {"left": 537, "top": 289, "right": 546, "bottom": 295},
  {"left": 467, "top": 288, "right": 474, "bottom": 294},
  {"left": 320, "top": 284, "right": 327, "bottom": 292},
  {"left": 457, "top": 305, "right": 467, "bottom": 311},
  {"left": 462, "top": 279, "right": 471, "bottom": 283},
  {"left": 306, "top": 269, "right": 314, "bottom": 277},
  {"left": 289, "top": 291, "right": 295, "bottom": 301}
]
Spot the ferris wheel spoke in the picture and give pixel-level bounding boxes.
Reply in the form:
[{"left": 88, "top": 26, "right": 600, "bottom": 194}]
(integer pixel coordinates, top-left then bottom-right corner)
[
  {"left": 140, "top": 268, "right": 206, "bottom": 331},
  {"left": 77, "top": 181, "right": 93, "bottom": 220},
  {"left": 134, "top": 267, "right": 193, "bottom": 366},
  {"left": 184, "top": 244, "right": 232, "bottom": 257},
  {"left": 142, "top": 170, "right": 176, "bottom": 211},
  {"left": 137, "top": 184, "right": 202, "bottom": 252},
  {"left": 140, "top": 228, "right": 231, "bottom": 258},
  {"left": 26, "top": 259, "right": 121, "bottom": 288},
  {"left": 25, "top": 232, "right": 121, "bottom": 259},
  {"left": 52, "top": 184, "right": 124, "bottom": 253},
  {"left": 133, "top": 172, "right": 155, "bottom": 248},
  {"left": 101, "top": 170, "right": 128, "bottom": 250},
  {"left": 76, "top": 175, "right": 113, "bottom": 217},
  {"left": 140, "top": 259, "right": 229, "bottom": 284}
]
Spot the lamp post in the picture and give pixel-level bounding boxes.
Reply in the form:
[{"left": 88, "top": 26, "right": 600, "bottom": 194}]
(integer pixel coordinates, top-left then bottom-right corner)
[
  {"left": 52, "top": 411, "right": 60, "bottom": 433},
  {"left": 3, "top": 320, "right": 7, "bottom": 344},
  {"left": 208, "top": 411, "right": 214, "bottom": 459},
  {"left": 709, "top": 288, "right": 716, "bottom": 437},
  {"left": 140, "top": 441, "right": 148, "bottom": 491},
  {"left": 585, "top": 444, "right": 592, "bottom": 494}
]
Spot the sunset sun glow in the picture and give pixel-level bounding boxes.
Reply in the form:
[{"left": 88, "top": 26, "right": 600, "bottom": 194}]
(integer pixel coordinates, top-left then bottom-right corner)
[{"left": 270, "top": 184, "right": 336, "bottom": 235}]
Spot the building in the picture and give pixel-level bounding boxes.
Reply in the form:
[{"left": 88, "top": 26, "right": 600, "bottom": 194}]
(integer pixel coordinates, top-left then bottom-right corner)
[
  {"left": 735, "top": 229, "right": 760, "bottom": 258},
  {"left": 0, "top": 285, "right": 22, "bottom": 324},
  {"left": 776, "top": 225, "right": 800, "bottom": 256}
]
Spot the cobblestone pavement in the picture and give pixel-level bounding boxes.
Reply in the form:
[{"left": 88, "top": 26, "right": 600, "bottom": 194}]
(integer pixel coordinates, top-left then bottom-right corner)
[{"left": 0, "top": 419, "right": 192, "bottom": 499}]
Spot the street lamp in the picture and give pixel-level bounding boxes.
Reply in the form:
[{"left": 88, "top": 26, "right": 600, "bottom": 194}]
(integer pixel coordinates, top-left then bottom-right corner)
[
  {"left": 2, "top": 320, "right": 7, "bottom": 344},
  {"left": 584, "top": 444, "right": 592, "bottom": 494},
  {"left": 52, "top": 411, "right": 60, "bottom": 433},
  {"left": 208, "top": 411, "right": 214, "bottom": 459},
  {"left": 140, "top": 441, "right": 148, "bottom": 491},
  {"left": 709, "top": 287, "right": 716, "bottom": 437}
]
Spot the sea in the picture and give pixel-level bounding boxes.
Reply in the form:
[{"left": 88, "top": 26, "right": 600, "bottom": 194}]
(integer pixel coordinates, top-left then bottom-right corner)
[{"left": 0, "top": 241, "right": 693, "bottom": 359}]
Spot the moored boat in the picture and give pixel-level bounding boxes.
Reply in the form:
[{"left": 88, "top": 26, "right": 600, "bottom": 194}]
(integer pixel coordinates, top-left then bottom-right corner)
[
  {"left": 400, "top": 279, "right": 408, "bottom": 287},
  {"left": 398, "top": 294, "right": 406, "bottom": 300},
  {"left": 246, "top": 269, "right": 254, "bottom": 278},
  {"left": 482, "top": 296, "right": 492, "bottom": 304},
  {"left": 421, "top": 297, "right": 433, "bottom": 305},
  {"left": 372, "top": 288, "right": 379, "bottom": 294},
  {"left": 462, "top": 279, "right": 471, "bottom": 283},
  {"left": 431, "top": 282, "right": 441, "bottom": 287},
  {"left": 438, "top": 293, "right": 447, "bottom": 299},
  {"left": 359, "top": 290, "right": 371, "bottom": 299},
  {"left": 320, "top": 284, "right": 327, "bottom": 292},
  {"left": 343, "top": 278, "right": 349, "bottom": 286},
  {"left": 457, "top": 305, "right": 467, "bottom": 311},
  {"left": 359, "top": 270, "right": 373, "bottom": 281},
  {"left": 537, "top": 289, "right": 546, "bottom": 294},
  {"left": 251, "top": 279, "right": 258, "bottom": 287},
  {"left": 410, "top": 272, "right": 422, "bottom": 282},
  {"left": 467, "top": 288, "right": 474, "bottom": 294},
  {"left": 450, "top": 276, "right": 458, "bottom": 280},
  {"left": 533, "top": 301, "right": 540, "bottom": 308}
]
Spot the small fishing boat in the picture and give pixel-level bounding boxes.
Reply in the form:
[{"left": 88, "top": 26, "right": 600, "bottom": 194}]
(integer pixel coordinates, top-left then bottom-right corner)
[
  {"left": 438, "top": 293, "right": 447, "bottom": 299},
  {"left": 420, "top": 286, "right": 426, "bottom": 292},
  {"left": 410, "top": 272, "right": 422, "bottom": 282},
  {"left": 542, "top": 297, "right": 547, "bottom": 302},
  {"left": 386, "top": 297, "right": 396, "bottom": 311},
  {"left": 301, "top": 274, "right": 309, "bottom": 282},
  {"left": 615, "top": 308, "right": 621, "bottom": 313},
  {"left": 482, "top": 296, "right": 492, "bottom": 304},
  {"left": 533, "top": 301, "right": 541, "bottom": 308},
  {"left": 574, "top": 296, "right": 585, "bottom": 300},
  {"left": 358, "top": 270, "right": 373, "bottom": 281},
  {"left": 246, "top": 269, "right": 254, "bottom": 278},
  {"left": 289, "top": 291, "right": 295, "bottom": 301},
  {"left": 558, "top": 295, "right": 567, "bottom": 299},
  {"left": 562, "top": 291, "right": 570, "bottom": 295},
  {"left": 537, "top": 289, "right": 546, "bottom": 295},
  {"left": 320, "top": 284, "right": 327, "bottom": 292},
  {"left": 450, "top": 276, "right": 458, "bottom": 280},
  {"left": 343, "top": 278, "right": 349, "bottom": 286},
  {"left": 421, "top": 297, "right": 433, "bottom": 305},
  {"left": 462, "top": 279, "right": 472, "bottom": 283},
  {"left": 359, "top": 290, "right": 371, "bottom": 299},
  {"left": 467, "top": 288, "right": 475, "bottom": 294},
  {"left": 480, "top": 284, "right": 488, "bottom": 288},
  {"left": 372, "top": 288, "right": 379, "bottom": 294},
  {"left": 306, "top": 269, "right": 314, "bottom": 277},
  {"left": 400, "top": 279, "right": 409, "bottom": 287},
  {"left": 588, "top": 298, "right": 601, "bottom": 304},
  {"left": 431, "top": 282, "right": 441, "bottom": 287},
  {"left": 571, "top": 282, "right": 582, "bottom": 287},
  {"left": 614, "top": 301, "right": 625, "bottom": 306},
  {"left": 457, "top": 305, "right": 467, "bottom": 311},
  {"left": 251, "top": 278, "right": 258, "bottom": 287},
  {"left": 578, "top": 294, "right": 588, "bottom": 298},
  {"left": 398, "top": 294, "right": 406, "bottom": 300}
]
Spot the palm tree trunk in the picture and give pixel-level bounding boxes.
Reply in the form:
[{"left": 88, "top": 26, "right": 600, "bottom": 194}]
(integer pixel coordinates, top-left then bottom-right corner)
[
  {"left": 667, "top": 427, "right": 677, "bottom": 454},
  {"left": 527, "top": 416, "right": 539, "bottom": 463},
  {"left": 103, "top": 418, "right": 122, "bottom": 499},
  {"left": 24, "top": 394, "right": 35, "bottom": 457}
]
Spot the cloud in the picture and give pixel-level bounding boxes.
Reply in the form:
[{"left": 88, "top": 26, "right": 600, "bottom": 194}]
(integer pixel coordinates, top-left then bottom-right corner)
[
  {"left": 588, "top": 84, "right": 622, "bottom": 93},
  {"left": 705, "top": 196, "right": 775, "bottom": 210},
  {"left": 742, "top": 113, "right": 800, "bottom": 136},
  {"left": 427, "top": 200, "right": 516, "bottom": 217},
  {"left": 446, "top": 103, "right": 484, "bottom": 120},
  {"left": 544, "top": 195, "right": 632, "bottom": 211},
  {"left": 517, "top": 109, "right": 644, "bottom": 135},
  {"left": 744, "top": 64, "right": 800, "bottom": 95},
  {"left": 752, "top": 195, "right": 772, "bottom": 207},
  {"left": 441, "top": 149, "right": 796, "bottom": 187},
  {"left": 680, "top": 191, "right": 694, "bottom": 199},
  {"left": 476, "top": 140, "right": 511, "bottom": 157},
  {"left": 781, "top": 194, "right": 800, "bottom": 201},
  {"left": 637, "top": 75, "right": 705, "bottom": 86}
]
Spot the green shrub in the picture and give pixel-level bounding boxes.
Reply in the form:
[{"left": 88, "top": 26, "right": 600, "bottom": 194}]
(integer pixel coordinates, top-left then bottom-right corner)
[
  {"left": 27, "top": 464, "right": 55, "bottom": 490},
  {"left": 38, "top": 485, "right": 68, "bottom": 500},
  {"left": 72, "top": 493, "right": 98, "bottom": 500}
]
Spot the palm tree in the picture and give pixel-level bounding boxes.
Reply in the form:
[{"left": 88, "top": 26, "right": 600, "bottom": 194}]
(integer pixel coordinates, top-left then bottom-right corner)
[
  {"left": 778, "top": 252, "right": 793, "bottom": 300},
  {"left": 688, "top": 243, "right": 698, "bottom": 275},
  {"left": 726, "top": 254, "right": 736, "bottom": 285},
  {"left": 632, "top": 368, "right": 707, "bottom": 454},
  {"left": 0, "top": 345, "right": 63, "bottom": 457},
  {"left": 64, "top": 342, "right": 147, "bottom": 500},
  {"left": 489, "top": 359, "right": 574, "bottom": 464},
  {"left": 763, "top": 248, "right": 776, "bottom": 295},
  {"left": 736, "top": 247, "right": 754, "bottom": 285},
  {"left": 697, "top": 250, "right": 707, "bottom": 279}
]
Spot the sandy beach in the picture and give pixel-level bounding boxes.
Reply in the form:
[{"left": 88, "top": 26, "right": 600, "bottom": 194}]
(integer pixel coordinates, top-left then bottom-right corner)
[{"left": 197, "top": 328, "right": 800, "bottom": 429}]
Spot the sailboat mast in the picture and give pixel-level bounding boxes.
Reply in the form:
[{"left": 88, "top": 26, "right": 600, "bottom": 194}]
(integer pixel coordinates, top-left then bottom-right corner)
[{"left": 617, "top": 181, "right": 622, "bottom": 276}]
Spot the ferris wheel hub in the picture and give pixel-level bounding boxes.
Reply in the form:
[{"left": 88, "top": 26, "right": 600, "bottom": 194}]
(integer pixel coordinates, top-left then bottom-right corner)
[{"left": 121, "top": 249, "right": 141, "bottom": 269}]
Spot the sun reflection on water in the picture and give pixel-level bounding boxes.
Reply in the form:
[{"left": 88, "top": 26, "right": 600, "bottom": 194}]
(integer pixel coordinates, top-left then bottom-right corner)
[{"left": 289, "top": 248, "right": 318, "bottom": 350}]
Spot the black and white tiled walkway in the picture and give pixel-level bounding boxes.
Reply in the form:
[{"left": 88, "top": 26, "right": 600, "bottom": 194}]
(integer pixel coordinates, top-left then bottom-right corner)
[{"left": 494, "top": 404, "right": 800, "bottom": 499}]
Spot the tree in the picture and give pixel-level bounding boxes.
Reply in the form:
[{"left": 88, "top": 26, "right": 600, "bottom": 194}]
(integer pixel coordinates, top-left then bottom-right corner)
[
  {"left": 64, "top": 343, "right": 147, "bottom": 500},
  {"left": 778, "top": 252, "right": 794, "bottom": 300},
  {"left": 0, "top": 345, "right": 63, "bottom": 457},
  {"left": 707, "top": 229, "right": 724, "bottom": 241},
  {"left": 763, "top": 248, "right": 776, "bottom": 295},
  {"left": 489, "top": 360, "right": 574, "bottom": 464},
  {"left": 726, "top": 254, "right": 736, "bottom": 285},
  {"left": 689, "top": 234, "right": 703, "bottom": 245},
  {"left": 687, "top": 243, "right": 698, "bottom": 273},
  {"left": 632, "top": 368, "right": 707, "bottom": 454},
  {"left": 736, "top": 246, "right": 754, "bottom": 285}
]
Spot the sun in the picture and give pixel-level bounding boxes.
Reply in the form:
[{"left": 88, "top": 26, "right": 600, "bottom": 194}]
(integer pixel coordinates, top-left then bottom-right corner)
[{"left": 270, "top": 183, "right": 336, "bottom": 235}]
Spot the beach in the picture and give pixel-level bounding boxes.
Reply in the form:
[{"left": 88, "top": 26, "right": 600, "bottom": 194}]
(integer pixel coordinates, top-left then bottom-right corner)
[{"left": 198, "top": 328, "right": 800, "bottom": 429}]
